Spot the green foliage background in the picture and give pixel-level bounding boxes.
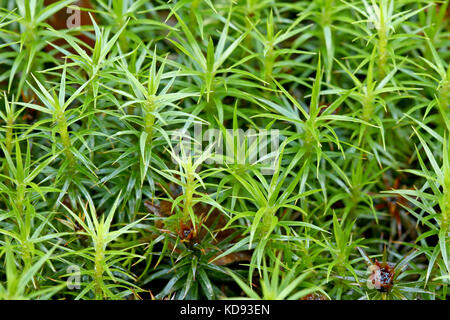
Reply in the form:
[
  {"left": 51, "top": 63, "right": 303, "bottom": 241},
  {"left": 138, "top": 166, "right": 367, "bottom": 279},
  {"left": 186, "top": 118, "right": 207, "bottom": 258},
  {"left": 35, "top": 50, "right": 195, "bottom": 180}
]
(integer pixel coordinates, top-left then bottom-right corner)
[{"left": 0, "top": 0, "right": 449, "bottom": 300}]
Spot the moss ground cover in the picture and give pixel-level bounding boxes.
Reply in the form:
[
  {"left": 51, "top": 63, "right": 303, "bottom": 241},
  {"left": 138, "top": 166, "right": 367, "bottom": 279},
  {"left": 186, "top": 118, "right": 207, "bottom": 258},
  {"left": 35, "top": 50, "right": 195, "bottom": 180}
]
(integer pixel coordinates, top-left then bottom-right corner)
[{"left": 0, "top": 0, "right": 449, "bottom": 300}]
